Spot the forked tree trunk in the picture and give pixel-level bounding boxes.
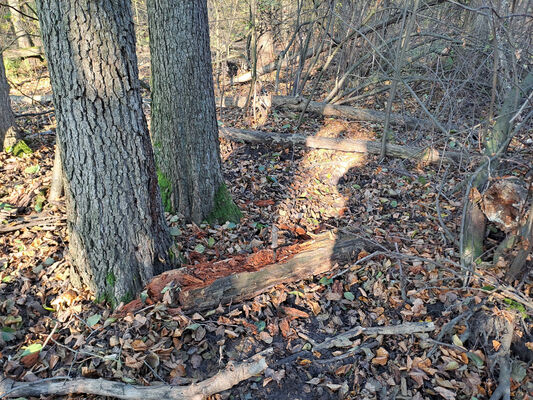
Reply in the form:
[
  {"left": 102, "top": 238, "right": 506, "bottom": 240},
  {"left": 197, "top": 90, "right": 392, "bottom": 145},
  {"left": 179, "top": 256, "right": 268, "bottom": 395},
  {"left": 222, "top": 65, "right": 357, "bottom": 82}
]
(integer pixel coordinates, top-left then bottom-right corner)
[
  {"left": 147, "top": 0, "right": 240, "bottom": 224},
  {"left": 36, "top": 0, "right": 172, "bottom": 305},
  {"left": 0, "top": 52, "right": 16, "bottom": 150}
]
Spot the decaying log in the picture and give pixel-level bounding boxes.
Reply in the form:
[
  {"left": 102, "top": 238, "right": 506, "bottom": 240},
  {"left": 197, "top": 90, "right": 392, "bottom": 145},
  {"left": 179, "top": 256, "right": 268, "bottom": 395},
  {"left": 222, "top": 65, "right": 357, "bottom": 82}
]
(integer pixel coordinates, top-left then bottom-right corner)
[
  {"left": 219, "top": 126, "right": 462, "bottom": 164},
  {"left": 217, "top": 95, "right": 430, "bottom": 128},
  {"left": 0, "top": 349, "right": 270, "bottom": 399},
  {"left": 179, "top": 231, "right": 374, "bottom": 311},
  {"left": 142, "top": 230, "right": 376, "bottom": 312},
  {"left": 3, "top": 47, "right": 44, "bottom": 60},
  {"left": 10, "top": 94, "right": 53, "bottom": 105}
]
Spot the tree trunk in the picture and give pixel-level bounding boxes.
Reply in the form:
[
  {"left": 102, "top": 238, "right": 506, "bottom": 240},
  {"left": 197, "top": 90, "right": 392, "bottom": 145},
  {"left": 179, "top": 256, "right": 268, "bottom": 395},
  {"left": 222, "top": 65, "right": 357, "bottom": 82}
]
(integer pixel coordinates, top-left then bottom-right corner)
[
  {"left": 0, "top": 52, "right": 16, "bottom": 150},
  {"left": 7, "top": 0, "right": 33, "bottom": 49},
  {"left": 48, "top": 143, "right": 64, "bottom": 203},
  {"left": 36, "top": 0, "right": 172, "bottom": 305},
  {"left": 147, "top": 0, "right": 241, "bottom": 224}
]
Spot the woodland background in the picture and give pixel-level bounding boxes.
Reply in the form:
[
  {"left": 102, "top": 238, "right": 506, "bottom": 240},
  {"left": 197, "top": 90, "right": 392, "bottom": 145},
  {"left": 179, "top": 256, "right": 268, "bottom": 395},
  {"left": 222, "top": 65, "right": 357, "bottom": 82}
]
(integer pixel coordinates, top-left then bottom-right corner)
[{"left": 0, "top": 0, "right": 532, "bottom": 399}]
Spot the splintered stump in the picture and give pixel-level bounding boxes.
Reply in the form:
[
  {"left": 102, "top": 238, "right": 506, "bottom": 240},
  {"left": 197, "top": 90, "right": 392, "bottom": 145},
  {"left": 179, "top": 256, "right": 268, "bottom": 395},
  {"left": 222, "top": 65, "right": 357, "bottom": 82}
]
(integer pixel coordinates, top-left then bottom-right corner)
[{"left": 143, "top": 230, "right": 375, "bottom": 312}]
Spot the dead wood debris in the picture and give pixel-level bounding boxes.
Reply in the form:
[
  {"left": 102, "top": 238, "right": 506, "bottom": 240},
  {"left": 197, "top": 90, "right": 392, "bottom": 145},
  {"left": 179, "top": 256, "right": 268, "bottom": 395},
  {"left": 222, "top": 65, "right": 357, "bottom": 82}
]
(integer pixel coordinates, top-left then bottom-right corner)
[{"left": 0, "top": 349, "right": 271, "bottom": 399}]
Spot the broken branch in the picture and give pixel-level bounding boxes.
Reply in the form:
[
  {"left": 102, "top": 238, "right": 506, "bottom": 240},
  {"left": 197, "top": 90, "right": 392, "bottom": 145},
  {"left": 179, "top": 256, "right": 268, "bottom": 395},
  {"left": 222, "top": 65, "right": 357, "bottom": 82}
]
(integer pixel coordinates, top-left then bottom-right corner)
[
  {"left": 0, "top": 349, "right": 270, "bottom": 400},
  {"left": 220, "top": 126, "right": 462, "bottom": 164}
]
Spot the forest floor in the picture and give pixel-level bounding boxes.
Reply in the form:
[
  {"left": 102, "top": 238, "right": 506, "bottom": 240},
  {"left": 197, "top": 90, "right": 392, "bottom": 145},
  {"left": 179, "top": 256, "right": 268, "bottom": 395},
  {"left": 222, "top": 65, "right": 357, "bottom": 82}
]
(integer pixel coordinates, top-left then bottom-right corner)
[{"left": 1, "top": 63, "right": 532, "bottom": 400}]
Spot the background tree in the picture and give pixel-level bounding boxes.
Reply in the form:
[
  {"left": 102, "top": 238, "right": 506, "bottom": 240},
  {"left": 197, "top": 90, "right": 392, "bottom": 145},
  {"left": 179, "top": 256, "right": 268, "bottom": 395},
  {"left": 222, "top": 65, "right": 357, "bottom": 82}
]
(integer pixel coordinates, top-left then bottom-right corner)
[
  {"left": 36, "top": 0, "right": 172, "bottom": 305},
  {"left": 0, "top": 51, "right": 16, "bottom": 150},
  {"left": 147, "top": 0, "right": 241, "bottom": 224},
  {"left": 7, "top": 0, "right": 33, "bottom": 49}
]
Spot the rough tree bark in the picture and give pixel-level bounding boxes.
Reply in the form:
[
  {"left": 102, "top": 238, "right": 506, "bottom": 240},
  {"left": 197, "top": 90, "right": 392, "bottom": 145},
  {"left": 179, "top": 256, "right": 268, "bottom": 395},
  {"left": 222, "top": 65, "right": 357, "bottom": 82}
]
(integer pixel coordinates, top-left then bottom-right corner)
[
  {"left": 36, "top": 0, "right": 172, "bottom": 305},
  {"left": 0, "top": 52, "right": 16, "bottom": 150},
  {"left": 7, "top": 0, "right": 33, "bottom": 49},
  {"left": 147, "top": 0, "right": 241, "bottom": 224}
]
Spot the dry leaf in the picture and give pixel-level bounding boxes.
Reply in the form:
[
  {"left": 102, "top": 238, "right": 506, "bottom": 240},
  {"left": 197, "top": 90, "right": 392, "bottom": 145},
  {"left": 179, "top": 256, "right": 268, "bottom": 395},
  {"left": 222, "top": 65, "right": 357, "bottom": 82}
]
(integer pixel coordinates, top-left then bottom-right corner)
[
  {"left": 372, "top": 347, "right": 389, "bottom": 365},
  {"left": 21, "top": 352, "right": 39, "bottom": 368},
  {"left": 280, "top": 318, "right": 291, "bottom": 338},
  {"left": 335, "top": 364, "right": 351, "bottom": 375},
  {"left": 131, "top": 339, "right": 147, "bottom": 352},
  {"left": 125, "top": 356, "right": 143, "bottom": 369},
  {"left": 283, "top": 306, "right": 309, "bottom": 320},
  {"left": 259, "top": 331, "right": 273, "bottom": 344},
  {"left": 434, "top": 386, "right": 456, "bottom": 400}
]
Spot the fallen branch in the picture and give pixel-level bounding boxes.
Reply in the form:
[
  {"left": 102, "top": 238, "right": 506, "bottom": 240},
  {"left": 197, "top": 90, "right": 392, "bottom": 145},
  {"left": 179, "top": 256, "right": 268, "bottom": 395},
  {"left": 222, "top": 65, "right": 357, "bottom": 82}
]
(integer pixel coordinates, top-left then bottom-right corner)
[
  {"left": 0, "top": 349, "right": 270, "bottom": 399},
  {"left": 217, "top": 95, "right": 431, "bottom": 128},
  {"left": 277, "top": 322, "right": 434, "bottom": 366},
  {"left": 3, "top": 47, "right": 43, "bottom": 60},
  {"left": 0, "top": 215, "right": 62, "bottom": 234},
  {"left": 314, "top": 321, "right": 436, "bottom": 350},
  {"left": 220, "top": 126, "right": 462, "bottom": 164},
  {"left": 9, "top": 94, "right": 53, "bottom": 105}
]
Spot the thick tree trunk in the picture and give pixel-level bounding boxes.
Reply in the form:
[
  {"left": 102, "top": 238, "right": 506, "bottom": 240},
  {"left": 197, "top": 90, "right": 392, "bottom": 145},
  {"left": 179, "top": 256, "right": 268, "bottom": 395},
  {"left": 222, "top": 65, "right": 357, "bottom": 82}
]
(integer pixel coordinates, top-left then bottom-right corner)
[
  {"left": 147, "top": 0, "right": 240, "bottom": 224},
  {"left": 0, "top": 52, "right": 16, "bottom": 150},
  {"left": 36, "top": 0, "right": 172, "bottom": 305},
  {"left": 7, "top": 0, "right": 33, "bottom": 49}
]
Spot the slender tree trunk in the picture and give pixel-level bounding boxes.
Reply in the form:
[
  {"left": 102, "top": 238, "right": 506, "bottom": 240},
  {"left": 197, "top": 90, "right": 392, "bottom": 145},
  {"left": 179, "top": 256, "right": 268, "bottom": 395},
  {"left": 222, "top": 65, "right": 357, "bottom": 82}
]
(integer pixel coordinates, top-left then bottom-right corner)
[
  {"left": 7, "top": 0, "right": 33, "bottom": 49},
  {"left": 36, "top": 0, "right": 172, "bottom": 305},
  {"left": 0, "top": 52, "right": 16, "bottom": 150},
  {"left": 147, "top": 0, "right": 241, "bottom": 224},
  {"left": 48, "top": 143, "right": 64, "bottom": 203}
]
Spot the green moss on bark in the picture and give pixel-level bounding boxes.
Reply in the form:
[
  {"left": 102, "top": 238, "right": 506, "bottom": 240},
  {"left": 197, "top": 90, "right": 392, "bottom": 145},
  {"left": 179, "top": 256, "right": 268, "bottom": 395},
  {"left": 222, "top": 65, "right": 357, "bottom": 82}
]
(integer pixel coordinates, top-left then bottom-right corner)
[
  {"left": 157, "top": 169, "right": 172, "bottom": 212},
  {"left": 207, "top": 184, "right": 242, "bottom": 224}
]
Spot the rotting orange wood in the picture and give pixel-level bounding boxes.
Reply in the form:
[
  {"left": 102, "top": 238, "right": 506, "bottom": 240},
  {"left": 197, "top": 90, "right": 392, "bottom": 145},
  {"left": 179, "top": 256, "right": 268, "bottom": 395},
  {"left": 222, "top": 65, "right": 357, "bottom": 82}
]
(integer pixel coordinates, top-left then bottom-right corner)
[{"left": 120, "top": 230, "right": 377, "bottom": 314}]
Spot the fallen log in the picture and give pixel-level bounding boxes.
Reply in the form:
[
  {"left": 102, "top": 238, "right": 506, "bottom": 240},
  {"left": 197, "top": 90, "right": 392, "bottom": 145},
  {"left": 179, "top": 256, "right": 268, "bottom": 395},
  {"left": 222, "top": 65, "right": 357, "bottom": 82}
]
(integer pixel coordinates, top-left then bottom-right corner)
[
  {"left": 217, "top": 95, "right": 430, "bottom": 128},
  {"left": 10, "top": 94, "right": 53, "bottom": 105},
  {"left": 0, "top": 349, "right": 270, "bottom": 399},
  {"left": 219, "top": 126, "right": 462, "bottom": 164},
  {"left": 3, "top": 46, "right": 43, "bottom": 60},
  {"left": 144, "top": 230, "right": 377, "bottom": 312}
]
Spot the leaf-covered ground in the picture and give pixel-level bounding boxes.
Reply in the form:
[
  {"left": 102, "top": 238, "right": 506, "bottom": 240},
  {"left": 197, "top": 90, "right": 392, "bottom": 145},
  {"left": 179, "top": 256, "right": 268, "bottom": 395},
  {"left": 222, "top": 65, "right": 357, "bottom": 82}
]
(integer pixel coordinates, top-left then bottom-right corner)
[{"left": 1, "top": 70, "right": 532, "bottom": 399}]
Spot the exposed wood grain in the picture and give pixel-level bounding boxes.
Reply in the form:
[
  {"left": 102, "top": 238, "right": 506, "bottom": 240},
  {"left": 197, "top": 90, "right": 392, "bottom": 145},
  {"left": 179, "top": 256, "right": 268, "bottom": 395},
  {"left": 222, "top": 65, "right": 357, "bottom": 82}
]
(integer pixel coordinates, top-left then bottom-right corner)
[{"left": 179, "top": 231, "right": 376, "bottom": 311}]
